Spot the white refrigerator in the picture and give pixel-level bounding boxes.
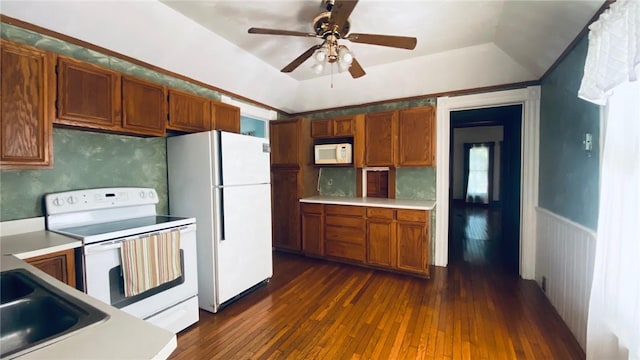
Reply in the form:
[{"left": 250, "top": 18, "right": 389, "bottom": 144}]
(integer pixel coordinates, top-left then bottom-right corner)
[{"left": 167, "top": 130, "right": 273, "bottom": 313}]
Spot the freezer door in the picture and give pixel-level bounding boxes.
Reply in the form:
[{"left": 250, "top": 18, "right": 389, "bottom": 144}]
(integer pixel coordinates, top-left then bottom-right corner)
[
  {"left": 216, "top": 183, "right": 273, "bottom": 304},
  {"left": 219, "top": 131, "right": 271, "bottom": 186}
]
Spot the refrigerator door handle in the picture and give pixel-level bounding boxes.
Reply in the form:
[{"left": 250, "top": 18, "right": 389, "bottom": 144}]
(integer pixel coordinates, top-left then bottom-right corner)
[{"left": 213, "top": 186, "right": 226, "bottom": 242}]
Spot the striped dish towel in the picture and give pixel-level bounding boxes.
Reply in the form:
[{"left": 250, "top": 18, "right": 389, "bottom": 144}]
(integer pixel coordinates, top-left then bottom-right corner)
[{"left": 120, "top": 230, "right": 182, "bottom": 298}]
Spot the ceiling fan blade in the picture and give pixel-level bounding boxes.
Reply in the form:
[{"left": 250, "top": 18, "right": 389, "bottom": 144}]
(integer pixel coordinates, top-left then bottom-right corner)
[
  {"left": 330, "top": 0, "right": 359, "bottom": 31},
  {"left": 346, "top": 33, "right": 417, "bottom": 50},
  {"left": 248, "top": 27, "right": 317, "bottom": 38},
  {"left": 348, "top": 58, "right": 366, "bottom": 79},
  {"left": 281, "top": 44, "right": 322, "bottom": 73}
]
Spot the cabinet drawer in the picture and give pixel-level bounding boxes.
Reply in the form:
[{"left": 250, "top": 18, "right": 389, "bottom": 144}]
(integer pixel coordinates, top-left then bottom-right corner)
[
  {"left": 325, "top": 205, "right": 365, "bottom": 217},
  {"left": 301, "top": 203, "right": 323, "bottom": 214},
  {"left": 396, "top": 209, "right": 427, "bottom": 222},
  {"left": 325, "top": 240, "right": 365, "bottom": 262},
  {"left": 325, "top": 226, "right": 365, "bottom": 244},
  {"left": 325, "top": 215, "right": 365, "bottom": 229},
  {"left": 366, "top": 207, "right": 394, "bottom": 219}
]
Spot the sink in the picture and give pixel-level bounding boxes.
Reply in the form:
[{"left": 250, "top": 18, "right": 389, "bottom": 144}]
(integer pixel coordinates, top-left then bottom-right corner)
[
  {"left": 0, "top": 269, "right": 109, "bottom": 359},
  {"left": 0, "top": 272, "right": 34, "bottom": 304}
]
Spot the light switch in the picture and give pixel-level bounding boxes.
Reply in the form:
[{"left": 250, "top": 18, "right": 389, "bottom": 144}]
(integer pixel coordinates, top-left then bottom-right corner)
[{"left": 583, "top": 133, "right": 593, "bottom": 156}]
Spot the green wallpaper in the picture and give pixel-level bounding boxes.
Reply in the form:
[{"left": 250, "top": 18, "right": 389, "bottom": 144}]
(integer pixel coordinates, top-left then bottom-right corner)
[
  {"left": 539, "top": 35, "right": 600, "bottom": 230},
  {"left": 305, "top": 97, "right": 436, "bottom": 120},
  {"left": 396, "top": 167, "right": 436, "bottom": 200},
  {"left": 318, "top": 168, "right": 356, "bottom": 196},
  {"left": 0, "top": 128, "right": 168, "bottom": 221}
]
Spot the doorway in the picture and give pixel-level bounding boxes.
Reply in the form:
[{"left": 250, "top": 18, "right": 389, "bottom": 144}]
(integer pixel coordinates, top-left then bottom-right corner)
[{"left": 448, "top": 105, "right": 522, "bottom": 274}]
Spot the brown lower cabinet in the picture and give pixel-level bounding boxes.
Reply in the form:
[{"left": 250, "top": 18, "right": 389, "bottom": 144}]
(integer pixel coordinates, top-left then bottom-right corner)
[
  {"left": 300, "top": 203, "right": 430, "bottom": 277},
  {"left": 301, "top": 203, "right": 323, "bottom": 256},
  {"left": 25, "top": 248, "right": 76, "bottom": 288},
  {"left": 271, "top": 169, "right": 301, "bottom": 251},
  {"left": 324, "top": 205, "right": 366, "bottom": 263}
]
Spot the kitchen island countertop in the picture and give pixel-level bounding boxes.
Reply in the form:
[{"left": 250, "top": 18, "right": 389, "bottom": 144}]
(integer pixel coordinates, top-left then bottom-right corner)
[
  {"left": 1, "top": 255, "right": 177, "bottom": 359},
  {"left": 300, "top": 196, "right": 436, "bottom": 210}
]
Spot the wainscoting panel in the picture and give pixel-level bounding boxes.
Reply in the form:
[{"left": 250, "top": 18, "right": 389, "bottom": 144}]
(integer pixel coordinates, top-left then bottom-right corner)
[{"left": 535, "top": 207, "right": 596, "bottom": 351}]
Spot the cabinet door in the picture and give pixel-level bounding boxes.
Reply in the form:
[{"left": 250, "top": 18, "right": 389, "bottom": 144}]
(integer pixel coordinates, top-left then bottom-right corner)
[
  {"left": 301, "top": 203, "right": 324, "bottom": 256},
  {"left": 333, "top": 116, "right": 353, "bottom": 137},
  {"left": 213, "top": 102, "right": 240, "bottom": 133},
  {"left": 271, "top": 169, "right": 301, "bottom": 251},
  {"left": 122, "top": 76, "right": 166, "bottom": 136},
  {"left": 56, "top": 56, "right": 121, "bottom": 129},
  {"left": 367, "top": 218, "right": 395, "bottom": 267},
  {"left": 397, "top": 106, "right": 435, "bottom": 166},
  {"left": 0, "top": 40, "right": 54, "bottom": 168},
  {"left": 26, "top": 249, "right": 76, "bottom": 288},
  {"left": 270, "top": 119, "right": 300, "bottom": 166},
  {"left": 365, "top": 111, "right": 396, "bottom": 166},
  {"left": 311, "top": 119, "right": 332, "bottom": 138},
  {"left": 167, "top": 89, "right": 211, "bottom": 132},
  {"left": 396, "top": 219, "right": 428, "bottom": 275}
]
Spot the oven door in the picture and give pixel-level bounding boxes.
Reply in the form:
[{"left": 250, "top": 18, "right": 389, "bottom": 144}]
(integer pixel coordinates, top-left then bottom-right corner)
[{"left": 83, "top": 224, "right": 197, "bottom": 321}]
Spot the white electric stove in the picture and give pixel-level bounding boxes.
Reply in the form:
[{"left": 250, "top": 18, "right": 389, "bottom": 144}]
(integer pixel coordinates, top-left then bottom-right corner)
[{"left": 44, "top": 187, "right": 199, "bottom": 334}]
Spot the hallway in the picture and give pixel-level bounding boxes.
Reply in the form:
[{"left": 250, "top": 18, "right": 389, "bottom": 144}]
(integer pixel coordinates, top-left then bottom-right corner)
[{"left": 449, "top": 204, "right": 516, "bottom": 274}]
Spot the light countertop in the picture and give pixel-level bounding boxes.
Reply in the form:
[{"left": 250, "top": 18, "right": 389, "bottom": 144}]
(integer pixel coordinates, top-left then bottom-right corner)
[
  {"left": 1, "top": 255, "right": 177, "bottom": 360},
  {"left": 0, "top": 230, "right": 82, "bottom": 259},
  {"left": 300, "top": 196, "right": 436, "bottom": 210}
]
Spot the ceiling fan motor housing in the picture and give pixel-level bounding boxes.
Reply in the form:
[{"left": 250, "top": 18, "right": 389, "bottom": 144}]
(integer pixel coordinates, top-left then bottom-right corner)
[
  {"left": 313, "top": 12, "right": 350, "bottom": 39},
  {"left": 324, "top": 0, "right": 335, "bottom": 12}
]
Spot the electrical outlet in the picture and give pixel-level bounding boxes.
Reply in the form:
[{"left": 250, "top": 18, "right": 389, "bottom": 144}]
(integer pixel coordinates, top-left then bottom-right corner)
[{"left": 541, "top": 276, "right": 547, "bottom": 293}]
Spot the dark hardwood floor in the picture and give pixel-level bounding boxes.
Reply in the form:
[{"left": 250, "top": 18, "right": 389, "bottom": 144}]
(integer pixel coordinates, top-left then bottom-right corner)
[{"left": 169, "top": 219, "right": 585, "bottom": 360}]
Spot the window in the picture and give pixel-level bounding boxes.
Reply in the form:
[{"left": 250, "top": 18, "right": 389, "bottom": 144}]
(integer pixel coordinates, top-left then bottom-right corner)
[
  {"left": 463, "top": 143, "right": 494, "bottom": 204},
  {"left": 221, "top": 95, "right": 276, "bottom": 139}
]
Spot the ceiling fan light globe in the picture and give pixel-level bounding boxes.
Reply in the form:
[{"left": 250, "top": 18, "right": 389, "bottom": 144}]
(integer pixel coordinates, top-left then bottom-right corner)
[
  {"left": 337, "top": 46, "right": 353, "bottom": 65},
  {"left": 342, "top": 52, "right": 353, "bottom": 65},
  {"left": 314, "top": 47, "right": 328, "bottom": 63},
  {"left": 338, "top": 61, "right": 350, "bottom": 73},
  {"left": 312, "top": 62, "right": 325, "bottom": 74}
]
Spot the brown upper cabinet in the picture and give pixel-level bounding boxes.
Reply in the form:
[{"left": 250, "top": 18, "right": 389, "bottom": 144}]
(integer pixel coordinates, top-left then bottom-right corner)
[
  {"left": 167, "top": 90, "right": 240, "bottom": 134},
  {"left": 56, "top": 56, "right": 121, "bottom": 129},
  {"left": 121, "top": 76, "right": 166, "bottom": 136},
  {"left": 0, "top": 40, "right": 55, "bottom": 169},
  {"left": 397, "top": 106, "right": 436, "bottom": 166},
  {"left": 365, "top": 111, "right": 397, "bottom": 167},
  {"left": 167, "top": 89, "right": 212, "bottom": 132},
  {"left": 355, "top": 106, "right": 436, "bottom": 168},
  {"left": 212, "top": 101, "right": 240, "bottom": 133},
  {"left": 55, "top": 56, "right": 166, "bottom": 136},
  {"left": 311, "top": 116, "right": 354, "bottom": 138},
  {"left": 270, "top": 118, "right": 302, "bottom": 167}
]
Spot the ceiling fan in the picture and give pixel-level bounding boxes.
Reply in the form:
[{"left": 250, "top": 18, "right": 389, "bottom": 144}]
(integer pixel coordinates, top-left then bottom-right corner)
[{"left": 247, "top": 0, "right": 417, "bottom": 79}]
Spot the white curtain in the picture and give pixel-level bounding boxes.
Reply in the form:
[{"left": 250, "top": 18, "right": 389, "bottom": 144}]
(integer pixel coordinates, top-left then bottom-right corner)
[
  {"left": 579, "top": 1, "right": 640, "bottom": 359},
  {"left": 466, "top": 145, "right": 490, "bottom": 204}
]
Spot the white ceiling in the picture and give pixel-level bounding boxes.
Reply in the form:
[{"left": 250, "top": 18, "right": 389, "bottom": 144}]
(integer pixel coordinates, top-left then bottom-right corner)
[
  {"left": 0, "top": 1, "right": 604, "bottom": 114},
  {"left": 161, "top": 0, "right": 603, "bottom": 81}
]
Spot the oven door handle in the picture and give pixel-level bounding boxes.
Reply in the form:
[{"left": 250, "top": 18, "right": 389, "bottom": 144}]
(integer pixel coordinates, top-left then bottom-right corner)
[{"left": 85, "top": 241, "right": 122, "bottom": 254}]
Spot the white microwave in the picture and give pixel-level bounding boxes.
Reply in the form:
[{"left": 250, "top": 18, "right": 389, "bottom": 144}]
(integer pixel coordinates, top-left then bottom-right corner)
[{"left": 314, "top": 143, "right": 352, "bottom": 164}]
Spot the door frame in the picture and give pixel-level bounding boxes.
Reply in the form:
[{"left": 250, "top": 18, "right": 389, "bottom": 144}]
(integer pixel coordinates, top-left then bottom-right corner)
[{"left": 436, "top": 86, "right": 540, "bottom": 279}]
